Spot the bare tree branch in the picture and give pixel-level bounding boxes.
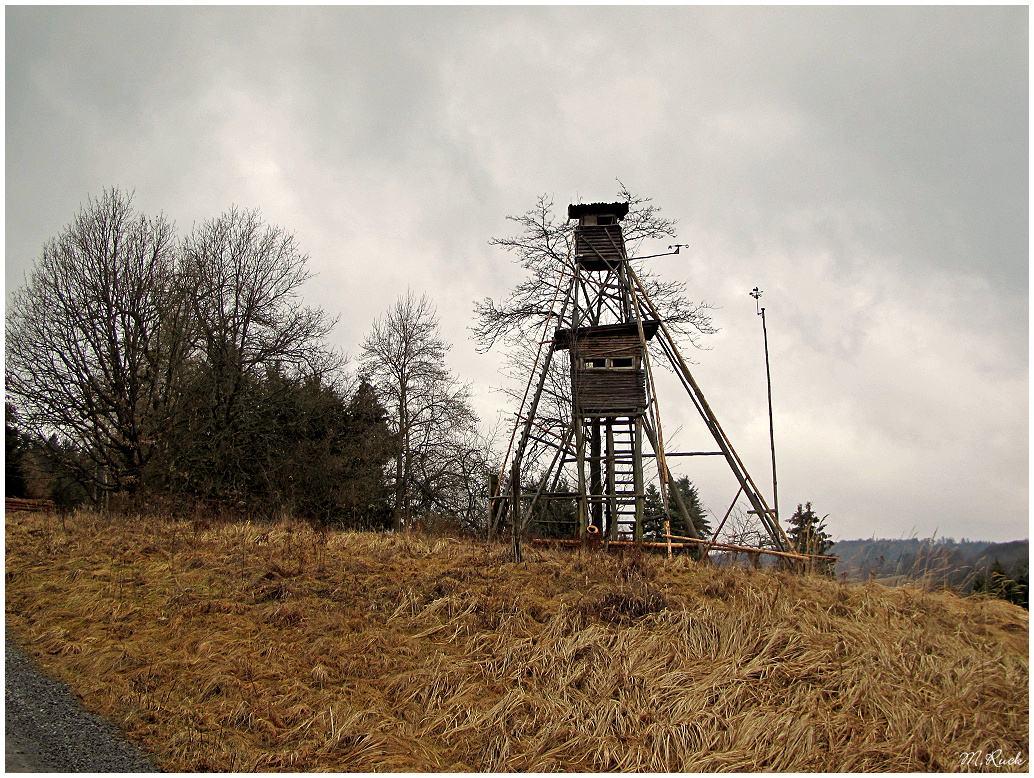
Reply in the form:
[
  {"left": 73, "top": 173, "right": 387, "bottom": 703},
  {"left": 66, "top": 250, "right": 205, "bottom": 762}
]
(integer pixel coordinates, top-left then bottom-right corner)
[
  {"left": 473, "top": 187, "right": 717, "bottom": 356},
  {"left": 6, "top": 189, "right": 189, "bottom": 494},
  {"left": 359, "top": 291, "right": 486, "bottom": 530}
]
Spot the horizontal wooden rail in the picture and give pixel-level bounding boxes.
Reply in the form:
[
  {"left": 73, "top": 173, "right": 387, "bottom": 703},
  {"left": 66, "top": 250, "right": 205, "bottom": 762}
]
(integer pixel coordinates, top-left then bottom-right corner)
[
  {"left": 529, "top": 538, "right": 693, "bottom": 549},
  {"left": 528, "top": 535, "right": 836, "bottom": 564},
  {"left": 5, "top": 498, "right": 56, "bottom": 513},
  {"left": 664, "top": 534, "right": 837, "bottom": 562},
  {"left": 643, "top": 451, "right": 724, "bottom": 457}
]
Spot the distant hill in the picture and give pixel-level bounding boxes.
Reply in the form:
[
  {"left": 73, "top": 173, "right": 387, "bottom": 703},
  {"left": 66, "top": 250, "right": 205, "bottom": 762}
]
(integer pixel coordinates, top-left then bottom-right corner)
[{"left": 831, "top": 537, "right": 1028, "bottom": 604}]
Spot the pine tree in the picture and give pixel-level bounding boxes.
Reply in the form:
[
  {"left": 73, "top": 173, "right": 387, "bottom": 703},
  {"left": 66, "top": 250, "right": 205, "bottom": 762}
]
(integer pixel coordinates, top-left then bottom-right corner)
[
  {"left": 5, "top": 403, "right": 29, "bottom": 498},
  {"left": 787, "top": 502, "right": 834, "bottom": 573},
  {"left": 333, "top": 381, "right": 395, "bottom": 530},
  {"left": 971, "top": 571, "right": 988, "bottom": 594},
  {"left": 643, "top": 476, "right": 710, "bottom": 545},
  {"left": 527, "top": 478, "right": 578, "bottom": 539},
  {"left": 987, "top": 558, "right": 1027, "bottom": 608}
]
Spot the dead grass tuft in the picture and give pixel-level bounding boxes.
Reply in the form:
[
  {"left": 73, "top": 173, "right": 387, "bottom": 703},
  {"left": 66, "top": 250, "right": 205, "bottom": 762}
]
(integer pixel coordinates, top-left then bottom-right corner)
[
  {"left": 5, "top": 510, "right": 1028, "bottom": 772},
  {"left": 580, "top": 586, "right": 669, "bottom": 623}
]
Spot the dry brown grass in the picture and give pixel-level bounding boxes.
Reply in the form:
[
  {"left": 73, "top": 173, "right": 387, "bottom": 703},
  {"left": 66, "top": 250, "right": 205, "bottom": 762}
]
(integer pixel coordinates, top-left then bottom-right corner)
[{"left": 5, "top": 510, "right": 1028, "bottom": 772}]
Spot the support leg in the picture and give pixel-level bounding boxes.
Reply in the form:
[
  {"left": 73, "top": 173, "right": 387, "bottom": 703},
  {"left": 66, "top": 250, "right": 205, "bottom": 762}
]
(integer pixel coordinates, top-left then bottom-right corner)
[
  {"left": 589, "top": 419, "right": 603, "bottom": 531},
  {"left": 606, "top": 417, "right": 617, "bottom": 540},
  {"left": 634, "top": 415, "right": 644, "bottom": 544}
]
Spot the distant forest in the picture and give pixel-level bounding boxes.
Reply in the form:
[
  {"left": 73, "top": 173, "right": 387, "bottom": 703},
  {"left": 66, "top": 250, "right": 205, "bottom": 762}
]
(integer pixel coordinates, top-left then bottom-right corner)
[{"left": 833, "top": 537, "right": 1028, "bottom": 608}]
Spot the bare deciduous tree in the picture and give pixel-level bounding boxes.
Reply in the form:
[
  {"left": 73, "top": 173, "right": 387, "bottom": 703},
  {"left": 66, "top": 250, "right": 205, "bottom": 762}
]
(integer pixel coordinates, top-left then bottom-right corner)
[
  {"left": 7, "top": 194, "right": 369, "bottom": 519},
  {"left": 359, "top": 292, "right": 480, "bottom": 531},
  {"left": 473, "top": 185, "right": 717, "bottom": 353},
  {"left": 174, "top": 208, "right": 343, "bottom": 502},
  {"left": 180, "top": 207, "right": 339, "bottom": 424},
  {"left": 5, "top": 189, "right": 189, "bottom": 495}
]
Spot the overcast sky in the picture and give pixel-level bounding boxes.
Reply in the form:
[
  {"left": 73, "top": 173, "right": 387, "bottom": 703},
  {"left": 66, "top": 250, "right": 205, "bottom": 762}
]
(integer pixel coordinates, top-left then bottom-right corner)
[{"left": 6, "top": 6, "right": 1028, "bottom": 542}]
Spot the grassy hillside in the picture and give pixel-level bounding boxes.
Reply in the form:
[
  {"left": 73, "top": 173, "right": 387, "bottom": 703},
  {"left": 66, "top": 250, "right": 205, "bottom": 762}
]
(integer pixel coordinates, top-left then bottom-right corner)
[{"left": 5, "top": 511, "right": 1028, "bottom": 772}]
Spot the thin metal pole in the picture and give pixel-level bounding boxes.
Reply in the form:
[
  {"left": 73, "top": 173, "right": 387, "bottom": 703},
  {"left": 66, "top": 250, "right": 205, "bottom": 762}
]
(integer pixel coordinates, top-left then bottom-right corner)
[{"left": 751, "top": 287, "right": 779, "bottom": 524}]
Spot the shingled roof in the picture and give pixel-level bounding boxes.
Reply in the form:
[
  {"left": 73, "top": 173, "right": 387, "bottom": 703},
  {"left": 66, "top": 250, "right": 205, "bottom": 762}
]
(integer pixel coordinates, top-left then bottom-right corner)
[{"left": 567, "top": 202, "right": 630, "bottom": 220}]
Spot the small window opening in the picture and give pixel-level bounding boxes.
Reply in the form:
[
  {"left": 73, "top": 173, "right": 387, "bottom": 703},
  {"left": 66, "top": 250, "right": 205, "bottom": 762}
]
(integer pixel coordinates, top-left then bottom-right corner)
[
  {"left": 583, "top": 357, "right": 635, "bottom": 369},
  {"left": 597, "top": 215, "right": 616, "bottom": 226}
]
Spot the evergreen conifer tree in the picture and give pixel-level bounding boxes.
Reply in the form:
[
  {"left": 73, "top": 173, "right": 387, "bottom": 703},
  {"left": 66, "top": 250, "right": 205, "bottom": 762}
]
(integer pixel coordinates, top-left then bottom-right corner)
[
  {"left": 787, "top": 502, "right": 834, "bottom": 574},
  {"left": 5, "top": 404, "right": 29, "bottom": 498},
  {"left": 643, "top": 476, "right": 710, "bottom": 550}
]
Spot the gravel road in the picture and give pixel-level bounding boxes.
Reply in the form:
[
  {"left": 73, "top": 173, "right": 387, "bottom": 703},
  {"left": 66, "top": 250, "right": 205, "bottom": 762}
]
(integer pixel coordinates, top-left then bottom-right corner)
[{"left": 5, "top": 630, "right": 158, "bottom": 772}]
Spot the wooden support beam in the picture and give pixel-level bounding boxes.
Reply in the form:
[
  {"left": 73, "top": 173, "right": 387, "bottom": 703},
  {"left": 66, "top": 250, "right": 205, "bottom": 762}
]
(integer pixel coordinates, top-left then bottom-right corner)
[
  {"left": 527, "top": 537, "right": 835, "bottom": 563},
  {"left": 664, "top": 534, "right": 836, "bottom": 562},
  {"left": 634, "top": 415, "right": 644, "bottom": 543},
  {"left": 529, "top": 538, "right": 694, "bottom": 549},
  {"left": 493, "top": 271, "right": 576, "bottom": 542},
  {"left": 606, "top": 418, "right": 618, "bottom": 540},
  {"left": 518, "top": 425, "right": 575, "bottom": 529},
  {"left": 626, "top": 263, "right": 794, "bottom": 555},
  {"left": 642, "top": 451, "right": 724, "bottom": 458},
  {"left": 589, "top": 418, "right": 603, "bottom": 531}
]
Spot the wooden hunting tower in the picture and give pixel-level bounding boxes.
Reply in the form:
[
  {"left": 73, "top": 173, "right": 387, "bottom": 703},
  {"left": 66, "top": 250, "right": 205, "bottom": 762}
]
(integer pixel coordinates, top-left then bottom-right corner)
[
  {"left": 569, "top": 201, "right": 629, "bottom": 270},
  {"left": 554, "top": 321, "right": 658, "bottom": 538},
  {"left": 556, "top": 322, "right": 658, "bottom": 415},
  {"left": 491, "top": 199, "right": 802, "bottom": 564}
]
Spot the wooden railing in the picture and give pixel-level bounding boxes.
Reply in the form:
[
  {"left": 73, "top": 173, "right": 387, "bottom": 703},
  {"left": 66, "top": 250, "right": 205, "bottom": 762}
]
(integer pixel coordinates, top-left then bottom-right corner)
[{"left": 5, "top": 497, "right": 56, "bottom": 514}]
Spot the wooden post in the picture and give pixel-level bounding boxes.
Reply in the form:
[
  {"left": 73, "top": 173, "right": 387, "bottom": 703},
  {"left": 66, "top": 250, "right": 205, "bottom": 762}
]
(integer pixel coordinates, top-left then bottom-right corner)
[
  {"left": 575, "top": 419, "right": 588, "bottom": 538},
  {"left": 511, "top": 459, "right": 522, "bottom": 562},
  {"left": 606, "top": 417, "right": 618, "bottom": 539},
  {"left": 488, "top": 472, "right": 500, "bottom": 541},
  {"left": 589, "top": 419, "right": 603, "bottom": 531},
  {"left": 634, "top": 415, "right": 644, "bottom": 543}
]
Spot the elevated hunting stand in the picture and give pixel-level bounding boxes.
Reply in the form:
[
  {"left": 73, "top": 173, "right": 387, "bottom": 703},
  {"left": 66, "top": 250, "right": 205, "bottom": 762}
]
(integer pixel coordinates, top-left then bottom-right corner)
[{"left": 490, "top": 201, "right": 805, "bottom": 563}]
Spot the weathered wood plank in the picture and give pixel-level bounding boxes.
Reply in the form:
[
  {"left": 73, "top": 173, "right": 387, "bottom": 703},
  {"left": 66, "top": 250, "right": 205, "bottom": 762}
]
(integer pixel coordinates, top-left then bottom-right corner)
[{"left": 5, "top": 498, "right": 56, "bottom": 514}]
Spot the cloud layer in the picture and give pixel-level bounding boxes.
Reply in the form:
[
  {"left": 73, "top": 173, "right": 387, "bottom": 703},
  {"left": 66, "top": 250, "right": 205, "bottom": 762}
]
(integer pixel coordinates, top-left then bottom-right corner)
[{"left": 6, "top": 6, "right": 1027, "bottom": 541}]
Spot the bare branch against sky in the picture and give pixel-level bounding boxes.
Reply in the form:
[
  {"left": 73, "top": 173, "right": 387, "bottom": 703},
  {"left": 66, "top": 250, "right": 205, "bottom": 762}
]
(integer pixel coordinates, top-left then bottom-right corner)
[{"left": 5, "top": 6, "right": 1027, "bottom": 541}]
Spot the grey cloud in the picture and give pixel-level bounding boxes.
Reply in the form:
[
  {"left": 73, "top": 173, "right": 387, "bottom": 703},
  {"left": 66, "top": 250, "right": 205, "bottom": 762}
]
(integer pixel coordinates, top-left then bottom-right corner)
[{"left": 5, "top": 5, "right": 1026, "bottom": 541}]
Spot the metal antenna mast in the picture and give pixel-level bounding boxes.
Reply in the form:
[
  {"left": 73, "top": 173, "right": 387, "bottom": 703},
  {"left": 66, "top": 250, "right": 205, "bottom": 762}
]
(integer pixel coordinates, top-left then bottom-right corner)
[{"left": 751, "top": 287, "right": 779, "bottom": 523}]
